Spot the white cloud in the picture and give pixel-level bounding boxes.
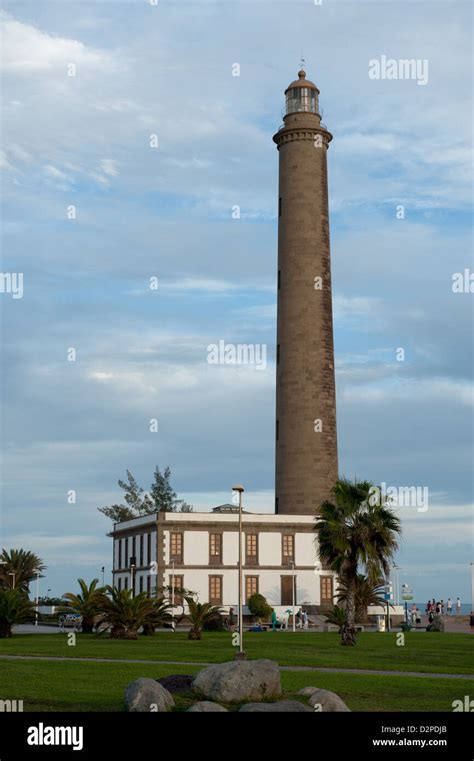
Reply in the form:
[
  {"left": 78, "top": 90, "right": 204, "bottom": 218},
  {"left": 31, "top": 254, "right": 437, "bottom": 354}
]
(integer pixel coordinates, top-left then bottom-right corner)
[{"left": 0, "top": 11, "right": 110, "bottom": 73}]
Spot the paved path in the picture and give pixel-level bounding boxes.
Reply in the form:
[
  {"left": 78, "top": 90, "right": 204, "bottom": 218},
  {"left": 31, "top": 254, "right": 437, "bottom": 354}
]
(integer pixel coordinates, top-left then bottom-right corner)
[{"left": 0, "top": 653, "right": 472, "bottom": 680}]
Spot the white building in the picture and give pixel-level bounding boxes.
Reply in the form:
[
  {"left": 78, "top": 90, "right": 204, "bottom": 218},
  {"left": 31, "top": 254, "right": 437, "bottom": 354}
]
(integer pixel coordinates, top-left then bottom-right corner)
[{"left": 111, "top": 505, "right": 336, "bottom": 613}]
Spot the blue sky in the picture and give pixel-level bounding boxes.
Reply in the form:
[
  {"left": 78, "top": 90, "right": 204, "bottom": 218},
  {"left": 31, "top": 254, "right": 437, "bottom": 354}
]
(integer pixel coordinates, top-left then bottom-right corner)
[{"left": 0, "top": 0, "right": 472, "bottom": 603}]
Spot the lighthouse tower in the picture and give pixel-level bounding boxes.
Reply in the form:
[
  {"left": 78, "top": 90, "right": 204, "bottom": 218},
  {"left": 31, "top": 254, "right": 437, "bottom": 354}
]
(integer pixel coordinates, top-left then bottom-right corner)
[{"left": 273, "top": 70, "right": 338, "bottom": 516}]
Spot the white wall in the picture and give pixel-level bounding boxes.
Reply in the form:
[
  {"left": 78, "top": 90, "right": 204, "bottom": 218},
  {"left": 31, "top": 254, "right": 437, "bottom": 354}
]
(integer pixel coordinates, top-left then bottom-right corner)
[
  {"left": 259, "top": 533, "right": 279, "bottom": 566},
  {"left": 182, "top": 531, "right": 208, "bottom": 565},
  {"left": 295, "top": 533, "right": 316, "bottom": 566},
  {"left": 223, "top": 531, "right": 239, "bottom": 565}
]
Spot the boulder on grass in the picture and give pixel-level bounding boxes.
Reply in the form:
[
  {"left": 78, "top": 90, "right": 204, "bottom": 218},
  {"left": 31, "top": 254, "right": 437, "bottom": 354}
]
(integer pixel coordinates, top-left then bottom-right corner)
[
  {"left": 157, "top": 674, "right": 194, "bottom": 694},
  {"left": 187, "top": 701, "right": 228, "bottom": 712},
  {"left": 125, "top": 678, "right": 174, "bottom": 712},
  {"left": 192, "top": 659, "right": 281, "bottom": 703},
  {"left": 308, "top": 688, "right": 350, "bottom": 712},
  {"left": 427, "top": 615, "right": 445, "bottom": 632},
  {"left": 297, "top": 686, "right": 319, "bottom": 697},
  {"left": 239, "top": 700, "right": 312, "bottom": 712}
]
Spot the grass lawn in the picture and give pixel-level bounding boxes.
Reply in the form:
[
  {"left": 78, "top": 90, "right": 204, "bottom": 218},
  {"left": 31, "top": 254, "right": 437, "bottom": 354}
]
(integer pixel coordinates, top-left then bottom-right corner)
[
  {"left": 1, "top": 631, "right": 472, "bottom": 675},
  {"left": 0, "top": 658, "right": 470, "bottom": 712}
]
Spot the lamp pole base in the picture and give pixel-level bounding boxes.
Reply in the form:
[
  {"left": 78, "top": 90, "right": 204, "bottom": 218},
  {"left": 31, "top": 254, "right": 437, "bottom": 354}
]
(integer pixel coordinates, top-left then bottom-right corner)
[{"left": 234, "top": 650, "right": 247, "bottom": 661}]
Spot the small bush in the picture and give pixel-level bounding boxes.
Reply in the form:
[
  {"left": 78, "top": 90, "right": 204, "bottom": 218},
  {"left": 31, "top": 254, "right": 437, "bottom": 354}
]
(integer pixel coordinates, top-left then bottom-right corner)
[{"left": 247, "top": 593, "right": 272, "bottom": 620}]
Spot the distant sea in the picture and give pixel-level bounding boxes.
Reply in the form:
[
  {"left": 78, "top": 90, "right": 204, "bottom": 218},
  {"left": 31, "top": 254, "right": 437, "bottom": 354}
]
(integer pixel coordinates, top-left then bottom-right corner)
[{"left": 414, "top": 602, "right": 472, "bottom": 614}]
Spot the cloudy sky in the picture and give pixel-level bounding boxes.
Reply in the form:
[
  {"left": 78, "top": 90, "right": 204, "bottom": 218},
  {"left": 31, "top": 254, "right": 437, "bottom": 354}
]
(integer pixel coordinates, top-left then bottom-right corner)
[{"left": 1, "top": 0, "right": 472, "bottom": 603}]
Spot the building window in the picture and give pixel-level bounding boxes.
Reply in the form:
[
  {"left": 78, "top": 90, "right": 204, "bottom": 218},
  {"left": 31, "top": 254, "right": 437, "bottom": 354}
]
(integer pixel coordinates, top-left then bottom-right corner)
[
  {"left": 118, "top": 577, "right": 122, "bottom": 592},
  {"left": 147, "top": 533, "right": 152, "bottom": 565},
  {"left": 118, "top": 539, "right": 122, "bottom": 569},
  {"left": 276, "top": 420, "right": 279, "bottom": 441},
  {"left": 124, "top": 538, "right": 129, "bottom": 567},
  {"left": 245, "top": 576, "right": 258, "bottom": 603},
  {"left": 170, "top": 575, "right": 184, "bottom": 606},
  {"left": 282, "top": 534, "right": 295, "bottom": 564},
  {"left": 139, "top": 535, "right": 144, "bottom": 566},
  {"left": 146, "top": 575, "right": 151, "bottom": 597},
  {"left": 320, "top": 576, "right": 334, "bottom": 604},
  {"left": 124, "top": 576, "right": 128, "bottom": 590},
  {"left": 170, "top": 532, "right": 183, "bottom": 564},
  {"left": 139, "top": 576, "right": 144, "bottom": 594},
  {"left": 209, "top": 533, "right": 222, "bottom": 565},
  {"left": 209, "top": 575, "right": 223, "bottom": 605},
  {"left": 281, "top": 575, "right": 296, "bottom": 605},
  {"left": 131, "top": 537, "right": 136, "bottom": 565},
  {"left": 246, "top": 534, "right": 258, "bottom": 565}
]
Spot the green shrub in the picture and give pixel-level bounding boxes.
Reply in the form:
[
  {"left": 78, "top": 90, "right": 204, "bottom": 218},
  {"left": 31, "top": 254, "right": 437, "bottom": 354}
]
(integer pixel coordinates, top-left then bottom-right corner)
[{"left": 247, "top": 593, "right": 272, "bottom": 620}]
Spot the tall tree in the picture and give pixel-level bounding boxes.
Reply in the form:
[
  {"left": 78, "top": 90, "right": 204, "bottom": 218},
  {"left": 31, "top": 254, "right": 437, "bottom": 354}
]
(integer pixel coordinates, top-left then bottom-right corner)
[
  {"left": 0, "top": 549, "right": 46, "bottom": 593},
  {"left": 314, "top": 478, "right": 401, "bottom": 646},
  {"left": 150, "top": 466, "right": 177, "bottom": 512},
  {"left": 98, "top": 466, "right": 192, "bottom": 521}
]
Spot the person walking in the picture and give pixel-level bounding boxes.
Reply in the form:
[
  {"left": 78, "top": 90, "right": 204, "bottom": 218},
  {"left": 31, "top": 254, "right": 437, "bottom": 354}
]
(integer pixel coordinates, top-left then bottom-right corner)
[
  {"left": 456, "top": 597, "right": 461, "bottom": 616},
  {"left": 302, "top": 610, "right": 308, "bottom": 629},
  {"left": 441, "top": 600, "right": 445, "bottom": 615},
  {"left": 447, "top": 597, "right": 452, "bottom": 615}
]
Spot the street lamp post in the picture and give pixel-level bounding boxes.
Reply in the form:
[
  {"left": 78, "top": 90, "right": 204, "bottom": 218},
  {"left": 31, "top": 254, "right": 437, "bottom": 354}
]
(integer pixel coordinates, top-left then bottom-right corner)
[
  {"left": 232, "top": 484, "right": 246, "bottom": 661},
  {"left": 34, "top": 569, "right": 40, "bottom": 627},
  {"left": 470, "top": 562, "right": 474, "bottom": 627},
  {"left": 291, "top": 561, "right": 296, "bottom": 633},
  {"left": 392, "top": 564, "right": 401, "bottom": 606},
  {"left": 130, "top": 565, "right": 136, "bottom": 597},
  {"left": 171, "top": 560, "right": 175, "bottom": 631},
  {"left": 101, "top": 566, "right": 105, "bottom": 587}
]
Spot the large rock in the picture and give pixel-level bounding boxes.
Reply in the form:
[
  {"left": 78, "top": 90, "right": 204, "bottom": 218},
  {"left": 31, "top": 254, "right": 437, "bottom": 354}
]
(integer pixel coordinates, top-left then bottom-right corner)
[
  {"left": 297, "top": 686, "right": 319, "bottom": 697},
  {"left": 240, "top": 700, "right": 312, "bottom": 712},
  {"left": 428, "top": 615, "right": 445, "bottom": 632},
  {"left": 125, "top": 678, "right": 174, "bottom": 712},
  {"left": 157, "top": 674, "right": 194, "bottom": 694},
  {"left": 308, "top": 688, "right": 350, "bottom": 712},
  {"left": 187, "top": 701, "right": 228, "bottom": 712},
  {"left": 192, "top": 659, "right": 281, "bottom": 703}
]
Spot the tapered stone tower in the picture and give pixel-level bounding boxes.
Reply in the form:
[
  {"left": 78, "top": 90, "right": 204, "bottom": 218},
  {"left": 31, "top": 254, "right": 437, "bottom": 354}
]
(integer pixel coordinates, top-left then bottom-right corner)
[{"left": 273, "top": 70, "right": 338, "bottom": 515}]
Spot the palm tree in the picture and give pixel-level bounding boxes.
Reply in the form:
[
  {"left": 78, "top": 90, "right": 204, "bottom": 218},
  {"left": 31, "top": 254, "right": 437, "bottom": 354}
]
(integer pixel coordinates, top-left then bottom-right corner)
[
  {"left": 185, "top": 596, "right": 222, "bottom": 640},
  {"left": 315, "top": 478, "right": 401, "bottom": 646},
  {"left": 336, "top": 574, "right": 387, "bottom": 624},
  {"left": 97, "top": 586, "right": 156, "bottom": 639},
  {"left": 60, "top": 578, "right": 104, "bottom": 633},
  {"left": 324, "top": 604, "right": 347, "bottom": 635},
  {"left": 0, "top": 549, "right": 46, "bottom": 593},
  {"left": 142, "top": 597, "right": 173, "bottom": 635},
  {"left": 0, "top": 588, "right": 36, "bottom": 637}
]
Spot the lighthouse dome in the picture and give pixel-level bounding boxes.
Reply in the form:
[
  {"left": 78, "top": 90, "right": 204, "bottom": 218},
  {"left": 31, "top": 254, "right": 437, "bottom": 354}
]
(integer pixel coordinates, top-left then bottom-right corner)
[{"left": 284, "top": 69, "right": 320, "bottom": 116}]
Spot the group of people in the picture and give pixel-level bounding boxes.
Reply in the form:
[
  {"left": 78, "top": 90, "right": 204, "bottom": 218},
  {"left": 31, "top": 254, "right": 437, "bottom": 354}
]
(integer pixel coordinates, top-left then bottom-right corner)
[
  {"left": 407, "top": 597, "right": 462, "bottom": 625},
  {"left": 425, "top": 597, "right": 462, "bottom": 618},
  {"left": 271, "top": 608, "right": 308, "bottom": 630}
]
